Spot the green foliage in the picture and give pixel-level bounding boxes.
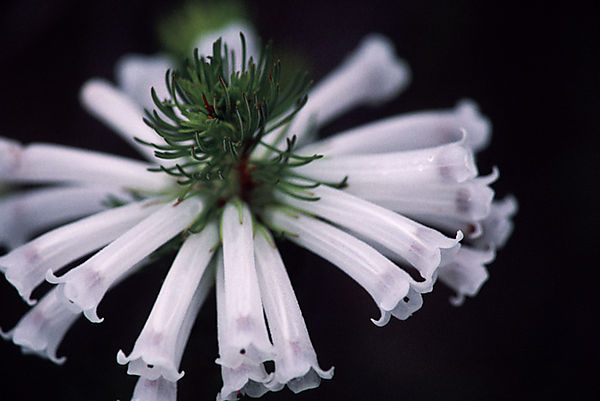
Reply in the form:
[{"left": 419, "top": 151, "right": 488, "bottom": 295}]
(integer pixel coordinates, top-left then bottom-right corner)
[{"left": 141, "top": 35, "right": 323, "bottom": 211}]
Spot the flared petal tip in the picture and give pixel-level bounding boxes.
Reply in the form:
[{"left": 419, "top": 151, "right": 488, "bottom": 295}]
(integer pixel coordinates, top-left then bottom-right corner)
[
  {"left": 118, "top": 350, "right": 184, "bottom": 382},
  {"left": 4, "top": 272, "right": 38, "bottom": 306},
  {"left": 4, "top": 329, "right": 68, "bottom": 365},
  {"left": 83, "top": 307, "right": 104, "bottom": 323},
  {"left": 0, "top": 326, "right": 13, "bottom": 341},
  {"left": 474, "top": 195, "right": 518, "bottom": 249},
  {"left": 286, "top": 366, "right": 334, "bottom": 394},
  {"left": 371, "top": 309, "right": 392, "bottom": 327},
  {"left": 439, "top": 246, "right": 493, "bottom": 305},
  {"left": 44, "top": 268, "right": 62, "bottom": 284},
  {"left": 391, "top": 288, "right": 424, "bottom": 320}
]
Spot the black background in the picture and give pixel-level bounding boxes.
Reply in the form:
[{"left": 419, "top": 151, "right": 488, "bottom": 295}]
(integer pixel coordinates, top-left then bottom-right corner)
[{"left": 0, "top": 1, "right": 597, "bottom": 400}]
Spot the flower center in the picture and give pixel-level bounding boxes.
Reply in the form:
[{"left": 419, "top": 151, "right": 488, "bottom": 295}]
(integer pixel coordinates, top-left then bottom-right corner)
[{"left": 140, "top": 36, "right": 326, "bottom": 226}]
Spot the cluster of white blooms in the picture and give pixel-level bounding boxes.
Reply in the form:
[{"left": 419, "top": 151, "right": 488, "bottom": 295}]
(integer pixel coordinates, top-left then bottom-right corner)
[{"left": 0, "top": 22, "right": 515, "bottom": 401}]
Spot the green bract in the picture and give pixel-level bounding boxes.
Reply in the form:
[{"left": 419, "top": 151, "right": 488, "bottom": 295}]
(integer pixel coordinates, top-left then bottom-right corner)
[{"left": 138, "top": 36, "right": 330, "bottom": 230}]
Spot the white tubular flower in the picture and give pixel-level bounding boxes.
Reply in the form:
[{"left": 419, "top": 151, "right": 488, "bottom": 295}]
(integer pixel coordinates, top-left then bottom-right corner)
[
  {"left": 218, "top": 202, "right": 274, "bottom": 367},
  {"left": 299, "top": 100, "right": 490, "bottom": 156},
  {"left": 0, "top": 199, "right": 162, "bottom": 304},
  {"left": 1, "top": 258, "right": 149, "bottom": 365},
  {"left": 215, "top": 250, "right": 273, "bottom": 401},
  {"left": 0, "top": 26, "right": 515, "bottom": 401},
  {"left": 382, "top": 167, "right": 499, "bottom": 231},
  {"left": 46, "top": 197, "right": 203, "bottom": 322},
  {"left": 118, "top": 223, "right": 218, "bottom": 381},
  {"left": 80, "top": 79, "right": 166, "bottom": 160},
  {"left": 254, "top": 229, "right": 333, "bottom": 393},
  {"left": 293, "top": 34, "right": 410, "bottom": 138},
  {"left": 263, "top": 207, "right": 418, "bottom": 326},
  {"left": 275, "top": 184, "right": 460, "bottom": 291},
  {"left": 0, "top": 185, "right": 119, "bottom": 249},
  {"left": 0, "top": 137, "right": 170, "bottom": 192},
  {"left": 438, "top": 246, "right": 495, "bottom": 306},
  {"left": 293, "top": 139, "right": 478, "bottom": 189},
  {"left": 0, "top": 287, "right": 79, "bottom": 364},
  {"left": 260, "top": 34, "right": 410, "bottom": 155}
]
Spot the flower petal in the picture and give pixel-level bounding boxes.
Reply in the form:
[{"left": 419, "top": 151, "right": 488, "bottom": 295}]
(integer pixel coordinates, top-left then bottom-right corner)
[
  {"left": 46, "top": 197, "right": 203, "bottom": 322},
  {"left": 263, "top": 207, "right": 416, "bottom": 325},
  {"left": 80, "top": 79, "right": 167, "bottom": 161},
  {"left": 0, "top": 185, "right": 121, "bottom": 249},
  {"left": 347, "top": 168, "right": 498, "bottom": 223},
  {"left": 117, "top": 223, "right": 218, "bottom": 381},
  {"left": 218, "top": 202, "right": 274, "bottom": 367},
  {"left": 115, "top": 54, "right": 174, "bottom": 113},
  {"left": 0, "top": 138, "right": 170, "bottom": 192},
  {"left": 438, "top": 246, "right": 495, "bottom": 306},
  {"left": 259, "top": 33, "right": 410, "bottom": 155},
  {"left": 301, "top": 34, "right": 409, "bottom": 132},
  {"left": 0, "top": 287, "right": 79, "bottom": 364},
  {"left": 254, "top": 229, "right": 333, "bottom": 392},
  {"left": 472, "top": 195, "right": 518, "bottom": 249},
  {"left": 293, "top": 139, "right": 478, "bottom": 188},
  {"left": 276, "top": 185, "right": 460, "bottom": 291},
  {"left": 0, "top": 199, "right": 162, "bottom": 304},
  {"left": 215, "top": 250, "right": 273, "bottom": 400},
  {"left": 299, "top": 100, "right": 490, "bottom": 156}
]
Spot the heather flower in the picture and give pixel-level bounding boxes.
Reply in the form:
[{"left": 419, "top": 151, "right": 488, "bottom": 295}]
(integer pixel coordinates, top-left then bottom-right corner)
[{"left": 0, "top": 25, "right": 514, "bottom": 401}]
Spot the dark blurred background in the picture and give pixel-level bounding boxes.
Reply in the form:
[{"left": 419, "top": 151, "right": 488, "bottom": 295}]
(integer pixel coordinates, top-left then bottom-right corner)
[{"left": 0, "top": 1, "right": 597, "bottom": 400}]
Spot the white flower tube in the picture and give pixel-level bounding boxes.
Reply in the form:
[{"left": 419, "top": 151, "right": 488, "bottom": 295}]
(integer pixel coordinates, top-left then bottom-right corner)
[
  {"left": 1, "top": 199, "right": 162, "bottom": 304},
  {"left": 80, "top": 79, "right": 167, "bottom": 160},
  {"left": 276, "top": 185, "right": 460, "bottom": 291},
  {"left": 299, "top": 100, "right": 490, "bottom": 156},
  {"left": 0, "top": 287, "right": 79, "bottom": 364},
  {"left": 473, "top": 195, "right": 518, "bottom": 249},
  {"left": 438, "top": 246, "right": 495, "bottom": 306},
  {"left": 215, "top": 250, "right": 273, "bottom": 401},
  {"left": 289, "top": 34, "right": 410, "bottom": 145},
  {"left": 0, "top": 185, "right": 121, "bottom": 249},
  {"left": 218, "top": 202, "right": 274, "bottom": 367},
  {"left": 130, "top": 377, "right": 177, "bottom": 401},
  {"left": 0, "top": 138, "right": 170, "bottom": 192},
  {"left": 46, "top": 197, "right": 203, "bottom": 323},
  {"left": 347, "top": 168, "right": 498, "bottom": 223},
  {"left": 258, "top": 33, "right": 410, "bottom": 156},
  {"left": 254, "top": 230, "right": 333, "bottom": 393},
  {"left": 409, "top": 214, "right": 484, "bottom": 241},
  {"left": 263, "top": 207, "right": 417, "bottom": 326},
  {"left": 293, "top": 140, "right": 477, "bottom": 189},
  {"left": 117, "top": 223, "right": 218, "bottom": 381},
  {"left": 2, "top": 258, "right": 149, "bottom": 366}
]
